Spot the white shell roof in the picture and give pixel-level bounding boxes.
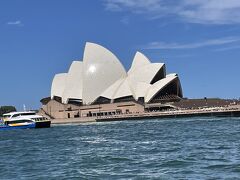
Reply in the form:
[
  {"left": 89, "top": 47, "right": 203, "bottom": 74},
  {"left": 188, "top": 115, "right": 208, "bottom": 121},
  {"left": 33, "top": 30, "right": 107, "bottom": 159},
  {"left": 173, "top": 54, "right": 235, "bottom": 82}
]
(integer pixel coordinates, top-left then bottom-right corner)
[
  {"left": 128, "top": 63, "right": 165, "bottom": 84},
  {"left": 100, "top": 78, "right": 125, "bottom": 99},
  {"left": 100, "top": 78, "right": 134, "bottom": 100},
  {"left": 51, "top": 73, "right": 67, "bottom": 99},
  {"left": 82, "top": 42, "right": 127, "bottom": 104},
  {"left": 134, "top": 82, "right": 152, "bottom": 100},
  {"left": 128, "top": 52, "right": 151, "bottom": 74},
  {"left": 145, "top": 76, "right": 177, "bottom": 103},
  {"left": 100, "top": 63, "right": 166, "bottom": 101},
  {"left": 166, "top": 73, "right": 177, "bottom": 77},
  {"left": 62, "top": 61, "right": 83, "bottom": 103},
  {"left": 51, "top": 42, "right": 182, "bottom": 105},
  {"left": 113, "top": 78, "right": 133, "bottom": 99}
]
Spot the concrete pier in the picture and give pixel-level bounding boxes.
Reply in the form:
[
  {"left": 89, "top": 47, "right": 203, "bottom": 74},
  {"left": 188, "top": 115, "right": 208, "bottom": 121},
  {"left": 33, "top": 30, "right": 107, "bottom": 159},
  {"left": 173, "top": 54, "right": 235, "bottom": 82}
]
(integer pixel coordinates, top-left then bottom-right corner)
[
  {"left": 51, "top": 117, "right": 96, "bottom": 124},
  {"left": 97, "top": 107, "right": 240, "bottom": 122}
]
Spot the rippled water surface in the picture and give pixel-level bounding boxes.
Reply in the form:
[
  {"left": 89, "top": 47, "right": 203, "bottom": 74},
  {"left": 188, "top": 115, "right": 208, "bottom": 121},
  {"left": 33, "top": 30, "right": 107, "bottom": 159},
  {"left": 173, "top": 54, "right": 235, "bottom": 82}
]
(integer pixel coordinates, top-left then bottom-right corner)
[{"left": 1, "top": 117, "right": 240, "bottom": 179}]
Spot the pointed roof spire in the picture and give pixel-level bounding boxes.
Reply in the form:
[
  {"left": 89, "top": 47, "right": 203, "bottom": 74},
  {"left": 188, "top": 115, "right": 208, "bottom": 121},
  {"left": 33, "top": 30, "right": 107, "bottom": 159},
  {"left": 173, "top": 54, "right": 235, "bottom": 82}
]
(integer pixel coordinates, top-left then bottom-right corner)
[{"left": 128, "top": 51, "right": 151, "bottom": 74}]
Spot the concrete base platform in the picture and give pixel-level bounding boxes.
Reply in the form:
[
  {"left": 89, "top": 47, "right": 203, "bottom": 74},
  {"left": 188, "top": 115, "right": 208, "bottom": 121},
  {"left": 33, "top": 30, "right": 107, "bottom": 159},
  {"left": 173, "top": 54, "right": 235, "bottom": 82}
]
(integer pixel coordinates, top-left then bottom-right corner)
[
  {"left": 97, "top": 109, "right": 240, "bottom": 122},
  {"left": 51, "top": 117, "right": 96, "bottom": 124},
  {"left": 50, "top": 106, "right": 240, "bottom": 124}
]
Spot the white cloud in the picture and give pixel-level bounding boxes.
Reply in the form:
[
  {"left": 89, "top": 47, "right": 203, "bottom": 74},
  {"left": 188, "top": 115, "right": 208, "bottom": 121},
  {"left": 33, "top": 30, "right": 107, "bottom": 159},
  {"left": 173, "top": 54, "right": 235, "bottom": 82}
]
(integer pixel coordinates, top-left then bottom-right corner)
[
  {"left": 143, "top": 37, "right": 240, "bottom": 49},
  {"left": 104, "top": 0, "right": 171, "bottom": 15},
  {"left": 7, "top": 20, "right": 23, "bottom": 26},
  {"left": 180, "top": 0, "right": 240, "bottom": 24},
  {"left": 103, "top": 0, "right": 240, "bottom": 24},
  {"left": 105, "top": 2, "right": 122, "bottom": 11}
]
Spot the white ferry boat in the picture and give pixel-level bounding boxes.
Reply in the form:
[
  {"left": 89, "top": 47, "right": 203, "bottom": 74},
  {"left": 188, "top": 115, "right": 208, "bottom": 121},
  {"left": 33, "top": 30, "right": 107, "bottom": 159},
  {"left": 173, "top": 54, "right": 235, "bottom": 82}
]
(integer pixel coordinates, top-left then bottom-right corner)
[
  {"left": 0, "top": 117, "right": 35, "bottom": 130},
  {"left": 2, "top": 111, "right": 51, "bottom": 129}
]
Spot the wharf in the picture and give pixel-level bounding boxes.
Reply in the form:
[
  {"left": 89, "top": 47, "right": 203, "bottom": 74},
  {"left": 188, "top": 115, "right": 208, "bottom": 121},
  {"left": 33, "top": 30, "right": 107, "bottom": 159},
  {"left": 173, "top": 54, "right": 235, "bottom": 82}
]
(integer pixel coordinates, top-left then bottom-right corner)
[
  {"left": 97, "top": 106, "right": 240, "bottom": 122},
  {"left": 51, "top": 117, "right": 96, "bottom": 124},
  {"left": 50, "top": 105, "right": 240, "bottom": 125}
]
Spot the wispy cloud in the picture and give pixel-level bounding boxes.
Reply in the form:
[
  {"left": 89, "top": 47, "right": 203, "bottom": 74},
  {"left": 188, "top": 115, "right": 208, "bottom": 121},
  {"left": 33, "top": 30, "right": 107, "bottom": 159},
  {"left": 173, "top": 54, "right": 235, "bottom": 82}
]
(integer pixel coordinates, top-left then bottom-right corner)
[
  {"left": 179, "top": 0, "right": 240, "bottom": 24},
  {"left": 164, "top": 54, "right": 195, "bottom": 58},
  {"left": 103, "top": 0, "right": 240, "bottom": 24},
  {"left": 120, "top": 16, "right": 130, "bottom": 25},
  {"left": 143, "top": 37, "right": 240, "bottom": 49},
  {"left": 104, "top": 0, "right": 166, "bottom": 13},
  {"left": 7, "top": 20, "right": 23, "bottom": 26},
  {"left": 214, "top": 45, "right": 240, "bottom": 52}
]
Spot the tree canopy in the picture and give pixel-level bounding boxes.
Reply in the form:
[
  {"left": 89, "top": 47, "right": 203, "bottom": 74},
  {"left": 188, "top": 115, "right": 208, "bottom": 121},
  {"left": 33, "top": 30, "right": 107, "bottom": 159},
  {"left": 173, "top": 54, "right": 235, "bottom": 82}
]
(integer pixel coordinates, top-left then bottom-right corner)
[{"left": 0, "top": 106, "right": 16, "bottom": 117}]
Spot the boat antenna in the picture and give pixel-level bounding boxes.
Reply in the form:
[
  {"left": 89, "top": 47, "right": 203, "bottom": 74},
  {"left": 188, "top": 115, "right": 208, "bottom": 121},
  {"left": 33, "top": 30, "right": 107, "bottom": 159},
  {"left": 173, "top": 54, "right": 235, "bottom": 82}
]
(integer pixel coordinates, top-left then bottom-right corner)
[{"left": 23, "top": 104, "right": 26, "bottom": 112}]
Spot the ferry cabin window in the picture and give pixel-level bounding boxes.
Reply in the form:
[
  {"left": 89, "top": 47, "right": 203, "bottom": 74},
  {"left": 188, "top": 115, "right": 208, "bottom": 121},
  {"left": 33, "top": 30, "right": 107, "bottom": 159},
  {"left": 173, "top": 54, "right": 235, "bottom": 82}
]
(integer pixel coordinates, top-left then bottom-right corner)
[
  {"left": 33, "top": 117, "right": 47, "bottom": 121},
  {"left": 20, "top": 113, "right": 36, "bottom": 116},
  {"left": 8, "top": 120, "right": 33, "bottom": 124},
  {"left": 3, "top": 115, "right": 11, "bottom": 118},
  {"left": 12, "top": 114, "right": 20, "bottom": 118}
]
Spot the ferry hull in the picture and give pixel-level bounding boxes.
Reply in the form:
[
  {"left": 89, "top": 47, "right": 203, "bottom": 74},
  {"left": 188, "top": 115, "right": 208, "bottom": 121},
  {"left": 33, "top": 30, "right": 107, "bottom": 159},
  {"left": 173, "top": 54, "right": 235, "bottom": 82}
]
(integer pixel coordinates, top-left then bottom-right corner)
[
  {"left": 35, "top": 121, "right": 51, "bottom": 128},
  {"left": 0, "top": 123, "right": 36, "bottom": 130}
]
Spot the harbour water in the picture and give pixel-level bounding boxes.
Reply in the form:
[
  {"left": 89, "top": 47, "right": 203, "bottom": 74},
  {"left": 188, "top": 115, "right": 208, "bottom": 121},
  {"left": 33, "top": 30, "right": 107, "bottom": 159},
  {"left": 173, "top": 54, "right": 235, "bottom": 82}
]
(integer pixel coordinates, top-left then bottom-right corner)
[{"left": 1, "top": 117, "right": 240, "bottom": 179}]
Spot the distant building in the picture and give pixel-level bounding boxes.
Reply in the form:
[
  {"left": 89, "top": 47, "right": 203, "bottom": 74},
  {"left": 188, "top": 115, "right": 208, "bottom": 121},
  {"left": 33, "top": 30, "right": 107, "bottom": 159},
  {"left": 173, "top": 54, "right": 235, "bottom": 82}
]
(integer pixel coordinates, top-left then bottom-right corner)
[{"left": 41, "top": 42, "right": 183, "bottom": 119}]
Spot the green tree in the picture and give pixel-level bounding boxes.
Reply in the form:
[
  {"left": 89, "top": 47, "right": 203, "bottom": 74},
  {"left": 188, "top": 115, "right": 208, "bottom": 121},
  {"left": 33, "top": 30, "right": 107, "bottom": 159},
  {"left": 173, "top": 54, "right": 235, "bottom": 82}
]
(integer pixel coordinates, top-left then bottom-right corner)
[{"left": 0, "top": 106, "right": 16, "bottom": 117}]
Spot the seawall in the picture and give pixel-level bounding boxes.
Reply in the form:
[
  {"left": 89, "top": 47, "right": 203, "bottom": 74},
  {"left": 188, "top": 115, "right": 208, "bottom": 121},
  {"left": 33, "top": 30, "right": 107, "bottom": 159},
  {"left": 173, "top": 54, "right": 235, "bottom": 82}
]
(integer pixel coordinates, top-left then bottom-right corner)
[
  {"left": 97, "top": 108, "right": 240, "bottom": 122},
  {"left": 51, "top": 117, "right": 96, "bottom": 124},
  {"left": 50, "top": 106, "right": 240, "bottom": 124}
]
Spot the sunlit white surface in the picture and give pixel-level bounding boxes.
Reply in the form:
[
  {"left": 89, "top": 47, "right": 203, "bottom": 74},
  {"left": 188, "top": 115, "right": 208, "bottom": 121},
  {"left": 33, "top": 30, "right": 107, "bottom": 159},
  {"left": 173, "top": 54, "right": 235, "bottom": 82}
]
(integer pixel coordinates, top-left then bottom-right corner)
[
  {"left": 113, "top": 78, "right": 133, "bottom": 99},
  {"left": 62, "top": 61, "right": 83, "bottom": 103},
  {"left": 100, "top": 78, "right": 125, "bottom": 100},
  {"left": 133, "top": 82, "right": 151, "bottom": 100},
  {"left": 128, "top": 52, "right": 151, "bottom": 74},
  {"left": 128, "top": 63, "right": 165, "bottom": 84},
  {"left": 145, "top": 76, "right": 177, "bottom": 103},
  {"left": 51, "top": 73, "right": 67, "bottom": 100},
  {"left": 166, "top": 73, "right": 177, "bottom": 77},
  {"left": 87, "top": 65, "right": 97, "bottom": 74},
  {"left": 82, "top": 42, "right": 127, "bottom": 104}
]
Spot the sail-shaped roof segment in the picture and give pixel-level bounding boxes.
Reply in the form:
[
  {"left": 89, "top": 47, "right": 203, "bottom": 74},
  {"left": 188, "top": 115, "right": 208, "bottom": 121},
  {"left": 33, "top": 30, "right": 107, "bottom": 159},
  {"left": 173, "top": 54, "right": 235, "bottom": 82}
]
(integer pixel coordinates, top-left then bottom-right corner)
[
  {"left": 133, "top": 82, "right": 152, "bottom": 100},
  {"left": 51, "top": 73, "right": 67, "bottom": 100},
  {"left": 128, "top": 63, "right": 165, "bottom": 84},
  {"left": 113, "top": 79, "right": 133, "bottom": 99},
  {"left": 62, "top": 61, "right": 83, "bottom": 103},
  {"left": 128, "top": 63, "right": 164, "bottom": 100},
  {"left": 82, "top": 42, "right": 127, "bottom": 104},
  {"left": 145, "top": 76, "right": 178, "bottom": 103},
  {"left": 100, "top": 78, "right": 125, "bottom": 100},
  {"left": 166, "top": 73, "right": 177, "bottom": 77},
  {"left": 128, "top": 52, "right": 151, "bottom": 74}
]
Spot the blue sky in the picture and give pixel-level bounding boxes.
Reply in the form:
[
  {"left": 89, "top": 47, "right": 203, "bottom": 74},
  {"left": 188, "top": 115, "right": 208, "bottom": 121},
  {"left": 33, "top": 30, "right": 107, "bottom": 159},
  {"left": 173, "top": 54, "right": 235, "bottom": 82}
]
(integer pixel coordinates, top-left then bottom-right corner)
[{"left": 1, "top": 0, "right": 240, "bottom": 110}]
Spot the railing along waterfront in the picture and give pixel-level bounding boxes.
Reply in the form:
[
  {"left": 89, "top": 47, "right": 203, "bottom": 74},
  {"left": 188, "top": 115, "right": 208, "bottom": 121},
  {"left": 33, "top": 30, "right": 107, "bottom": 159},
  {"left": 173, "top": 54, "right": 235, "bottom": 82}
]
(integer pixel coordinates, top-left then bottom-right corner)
[{"left": 96, "top": 105, "right": 240, "bottom": 120}]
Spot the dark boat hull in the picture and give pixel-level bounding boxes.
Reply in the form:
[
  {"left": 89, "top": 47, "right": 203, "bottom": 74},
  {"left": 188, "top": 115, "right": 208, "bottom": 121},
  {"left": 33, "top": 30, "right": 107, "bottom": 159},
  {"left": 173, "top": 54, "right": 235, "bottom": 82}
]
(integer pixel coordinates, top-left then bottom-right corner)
[{"left": 35, "top": 121, "right": 51, "bottom": 128}]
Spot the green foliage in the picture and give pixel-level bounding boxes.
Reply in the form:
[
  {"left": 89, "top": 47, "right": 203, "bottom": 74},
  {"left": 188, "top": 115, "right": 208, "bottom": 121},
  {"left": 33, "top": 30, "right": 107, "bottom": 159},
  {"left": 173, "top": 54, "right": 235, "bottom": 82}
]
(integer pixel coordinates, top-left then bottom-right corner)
[{"left": 0, "top": 106, "right": 17, "bottom": 117}]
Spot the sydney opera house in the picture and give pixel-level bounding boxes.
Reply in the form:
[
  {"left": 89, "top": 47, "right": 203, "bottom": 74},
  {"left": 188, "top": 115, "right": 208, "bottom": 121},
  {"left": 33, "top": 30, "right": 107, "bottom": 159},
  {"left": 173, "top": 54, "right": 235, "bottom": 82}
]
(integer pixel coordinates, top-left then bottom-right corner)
[{"left": 41, "top": 42, "right": 183, "bottom": 119}]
